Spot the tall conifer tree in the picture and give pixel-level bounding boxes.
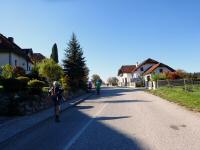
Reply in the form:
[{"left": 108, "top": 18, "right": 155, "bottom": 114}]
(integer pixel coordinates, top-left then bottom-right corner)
[
  {"left": 63, "top": 33, "right": 89, "bottom": 91},
  {"left": 51, "top": 43, "right": 59, "bottom": 63}
]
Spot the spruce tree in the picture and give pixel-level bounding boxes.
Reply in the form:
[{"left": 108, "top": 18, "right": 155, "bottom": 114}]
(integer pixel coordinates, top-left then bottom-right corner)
[
  {"left": 50, "top": 43, "right": 59, "bottom": 63},
  {"left": 63, "top": 33, "right": 89, "bottom": 92}
]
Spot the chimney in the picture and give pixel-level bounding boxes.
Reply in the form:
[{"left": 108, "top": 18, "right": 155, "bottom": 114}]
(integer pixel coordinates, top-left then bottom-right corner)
[
  {"left": 8, "top": 37, "right": 14, "bottom": 43},
  {"left": 136, "top": 62, "right": 139, "bottom": 67}
]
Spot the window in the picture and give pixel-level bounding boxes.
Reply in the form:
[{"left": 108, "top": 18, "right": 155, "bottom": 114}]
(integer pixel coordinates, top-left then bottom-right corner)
[
  {"left": 159, "top": 69, "right": 163, "bottom": 73},
  {"left": 15, "top": 60, "right": 17, "bottom": 66},
  {"left": 140, "top": 67, "right": 144, "bottom": 71}
]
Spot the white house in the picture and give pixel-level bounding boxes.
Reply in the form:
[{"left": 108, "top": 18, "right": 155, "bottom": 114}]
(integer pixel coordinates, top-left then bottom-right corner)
[
  {"left": 0, "top": 34, "right": 33, "bottom": 73},
  {"left": 143, "top": 63, "right": 175, "bottom": 82},
  {"left": 118, "top": 65, "right": 136, "bottom": 87},
  {"left": 118, "top": 58, "right": 175, "bottom": 88}
]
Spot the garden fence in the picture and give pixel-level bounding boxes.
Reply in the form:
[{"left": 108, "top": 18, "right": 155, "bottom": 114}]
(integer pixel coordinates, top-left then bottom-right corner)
[{"left": 157, "top": 79, "right": 200, "bottom": 88}]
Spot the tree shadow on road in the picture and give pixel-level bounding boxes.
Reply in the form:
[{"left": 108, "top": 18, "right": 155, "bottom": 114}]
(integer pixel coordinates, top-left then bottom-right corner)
[
  {"left": 88, "top": 88, "right": 145, "bottom": 101},
  {"left": 95, "top": 116, "right": 131, "bottom": 121},
  {"left": 102, "top": 100, "right": 151, "bottom": 103},
  {"left": 1, "top": 105, "right": 147, "bottom": 150}
]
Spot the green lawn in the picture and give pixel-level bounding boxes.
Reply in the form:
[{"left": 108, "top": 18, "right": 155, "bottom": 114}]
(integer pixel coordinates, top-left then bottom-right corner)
[{"left": 149, "top": 86, "right": 200, "bottom": 112}]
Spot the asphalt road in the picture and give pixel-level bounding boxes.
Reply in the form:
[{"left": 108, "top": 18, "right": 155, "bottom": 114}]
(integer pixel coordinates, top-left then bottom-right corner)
[{"left": 1, "top": 88, "right": 200, "bottom": 150}]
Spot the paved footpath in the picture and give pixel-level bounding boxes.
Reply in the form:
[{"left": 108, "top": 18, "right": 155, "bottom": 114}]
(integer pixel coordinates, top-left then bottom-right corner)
[{"left": 1, "top": 88, "right": 200, "bottom": 150}]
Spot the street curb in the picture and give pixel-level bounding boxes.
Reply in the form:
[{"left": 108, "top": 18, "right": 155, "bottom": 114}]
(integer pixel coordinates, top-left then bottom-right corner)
[{"left": 0, "top": 92, "right": 94, "bottom": 145}]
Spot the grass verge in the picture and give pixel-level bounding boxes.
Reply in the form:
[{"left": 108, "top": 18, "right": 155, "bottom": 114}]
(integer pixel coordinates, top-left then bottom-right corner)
[{"left": 148, "top": 86, "right": 200, "bottom": 112}]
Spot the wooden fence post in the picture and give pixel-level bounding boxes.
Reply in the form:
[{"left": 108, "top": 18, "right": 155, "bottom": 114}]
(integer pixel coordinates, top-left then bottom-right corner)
[{"left": 184, "top": 79, "right": 186, "bottom": 92}]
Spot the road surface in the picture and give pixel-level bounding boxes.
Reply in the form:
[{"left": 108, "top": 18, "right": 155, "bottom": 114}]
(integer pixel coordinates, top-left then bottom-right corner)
[{"left": 1, "top": 88, "right": 200, "bottom": 150}]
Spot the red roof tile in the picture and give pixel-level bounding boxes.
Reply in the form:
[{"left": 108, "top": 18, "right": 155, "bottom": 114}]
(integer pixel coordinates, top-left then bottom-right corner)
[{"left": 118, "top": 65, "right": 136, "bottom": 75}]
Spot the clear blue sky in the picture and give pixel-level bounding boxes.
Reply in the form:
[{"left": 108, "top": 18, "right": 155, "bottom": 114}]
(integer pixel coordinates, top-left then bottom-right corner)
[{"left": 1, "top": 0, "right": 200, "bottom": 81}]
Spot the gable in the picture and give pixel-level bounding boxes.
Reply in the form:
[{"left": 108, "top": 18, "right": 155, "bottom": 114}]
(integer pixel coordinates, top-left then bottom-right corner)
[
  {"left": 143, "top": 63, "right": 175, "bottom": 75},
  {"left": 132, "top": 58, "right": 159, "bottom": 73}
]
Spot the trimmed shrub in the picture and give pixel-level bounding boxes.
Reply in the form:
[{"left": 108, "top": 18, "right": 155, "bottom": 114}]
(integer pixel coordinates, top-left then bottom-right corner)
[
  {"left": 1, "top": 78, "right": 24, "bottom": 92},
  {"left": 28, "top": 79, "right": 45, "bottom": 95},
  {"left": 13, "top": 66, "right": 25, "bottom": 77},
  {"left": 1, "top": 64, "right": 14, "bottom": 79},
  {"left": 16, "top": 76, "right": 30, "bottom": 90},
  {"left": 17, "top": 76, "right": 30, "bottom": 84},
  {"left": 0, "top": 76, "right": 2, "bottom": 85},
  {"left": 61, "top": 75, "right": 69, "bottom": 91}
]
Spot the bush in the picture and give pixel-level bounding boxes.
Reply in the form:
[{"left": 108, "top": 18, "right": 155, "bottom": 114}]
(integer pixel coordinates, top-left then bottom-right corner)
[
  {"left": 152, "top": 73, "right": 167, "bottom": 81},
  {"left": 13, "top": 66, "right": 25, "bottom": 77},
  {"left": 165, "top": 72, "right": 180, "bottom": 80},
  {"left": 1, "top": 78, "right": 24, "bottom": 92},
  {"left": 38, "top": 59, "right": 64, "bottom": 82},
  {"left": 16, "top": 76, "right": 30, "bottom": 89},
  {"left": 1, "top": 64, "right": 14, "bottom": 79},
  {"left": 0, "top": 76, "right": 2, "bottom": 85},
  {"left": 28, "top": 79, "right": 45, "bottom": 95},
  {"left": 61, "top": 75, "right": 69, "bottom": 91}
]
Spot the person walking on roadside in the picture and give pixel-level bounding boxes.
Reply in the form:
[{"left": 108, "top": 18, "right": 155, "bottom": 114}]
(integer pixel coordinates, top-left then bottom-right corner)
[
  {"left": 49, "top": 81, "right": 64, "bottom": 122},
  {"left": 88, "top": 81, "right": 92, "bottom": 92},
  {"left": 95, "top": 79, "right": 101, "bottom": 95}
]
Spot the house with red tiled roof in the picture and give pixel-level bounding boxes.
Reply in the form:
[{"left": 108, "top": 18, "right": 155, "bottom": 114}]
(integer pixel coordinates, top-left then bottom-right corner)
[
  {"left": 132, "top": 58, "right": 175, "bottom": 87},
  {"left": 118, "top": 58, "right": 175, "bottom": 87},
  {"left": 142, "top": 63, "right": 175, "bottom": 82},
  {"left": 118, "top": 65, "right": 136, "bottom": 86}
]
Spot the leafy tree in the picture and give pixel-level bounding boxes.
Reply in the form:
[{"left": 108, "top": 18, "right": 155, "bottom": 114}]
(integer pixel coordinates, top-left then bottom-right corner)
[
  {"left": 38, "top": 59, "right": 63, "bottom": 83},
  {"left": 1, "top": 64, "right": 14, "bottom": 79},
  {"left": 176, "top": 69, "right": 187, "bottom": 79},
  {"left": 63, "top": 33, "right": 89, "bottom": 91},
  {"left": 107, "top": 77, "right": 119, "bottom": 86},
  {"left": 91, "top": 74, "right": 102, "bottom": 85},
  {"left": 50, "top": 43, "right": 59, "bottom": 63}
]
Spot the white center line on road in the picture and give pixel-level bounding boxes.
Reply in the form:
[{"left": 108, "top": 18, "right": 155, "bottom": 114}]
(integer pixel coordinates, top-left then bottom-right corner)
[{"left": 63, "top": 103, "right": 108, "bottom": 150}]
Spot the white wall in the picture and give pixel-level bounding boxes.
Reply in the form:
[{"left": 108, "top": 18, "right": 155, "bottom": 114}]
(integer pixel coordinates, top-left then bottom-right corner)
[
  {"left": 118, "top": 73, "right": 133, "bottom": 86},
  {"left": 11, "top": 53, "right": 28, "bottom": 71},
  {"left": 0, "top": 53, "right": 9, "bottom": 66},
  {"left": 0, "top": 52, "right": 32, "bottom": 73}
]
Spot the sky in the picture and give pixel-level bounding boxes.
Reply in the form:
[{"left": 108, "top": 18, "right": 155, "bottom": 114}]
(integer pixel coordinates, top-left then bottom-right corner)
[{"left": 1, "top": 0, "right": 200, "bottom": 81}]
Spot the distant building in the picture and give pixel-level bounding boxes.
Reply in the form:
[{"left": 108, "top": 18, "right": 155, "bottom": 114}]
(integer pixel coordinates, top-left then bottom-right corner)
[
  {"left": 118, "top": 58, "right": 175, "bottom": 88},
  {"left": 118, "top": 65, "right": 136, "bottom": 87},
  {"left": 31, "top": 53, "right": 46, "bottom": 65}
]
